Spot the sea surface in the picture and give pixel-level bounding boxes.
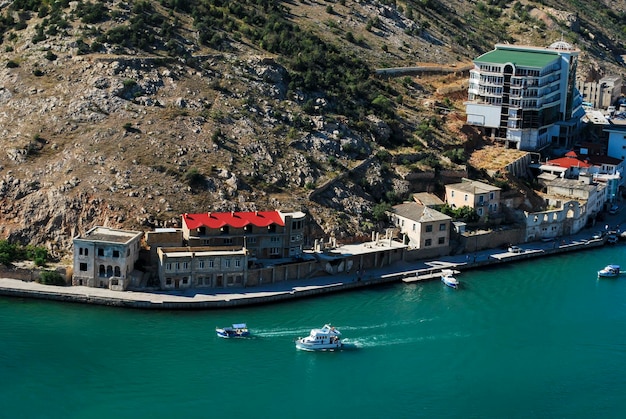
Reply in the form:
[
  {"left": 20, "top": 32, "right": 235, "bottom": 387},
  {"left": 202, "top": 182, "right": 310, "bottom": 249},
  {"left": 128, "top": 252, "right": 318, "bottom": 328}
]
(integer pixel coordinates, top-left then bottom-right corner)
[{"left": 2, "top": 246, "right": 626, "bottom": 418}]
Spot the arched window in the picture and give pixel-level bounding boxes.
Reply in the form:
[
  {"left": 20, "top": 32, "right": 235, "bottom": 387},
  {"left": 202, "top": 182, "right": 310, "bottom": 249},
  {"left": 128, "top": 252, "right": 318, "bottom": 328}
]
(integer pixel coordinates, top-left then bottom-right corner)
[
  {"left": 99, "top": 265, "right": 105, "bottom": 277},
  {"left": 114, "top": 266, "right": 121, "bottom": 277}
]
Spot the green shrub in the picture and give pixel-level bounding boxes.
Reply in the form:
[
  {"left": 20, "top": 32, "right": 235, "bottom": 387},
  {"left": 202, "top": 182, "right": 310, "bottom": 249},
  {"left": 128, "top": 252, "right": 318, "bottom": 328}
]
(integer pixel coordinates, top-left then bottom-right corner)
[
  {"left": 6, "top": 60, "right": 19, "bottom": 68},
  {"left": 38, "top": 270, "right": 65, "bottom": 286},
  {"left": 184, "top": 167, "right": 205, "bottom": 188}
]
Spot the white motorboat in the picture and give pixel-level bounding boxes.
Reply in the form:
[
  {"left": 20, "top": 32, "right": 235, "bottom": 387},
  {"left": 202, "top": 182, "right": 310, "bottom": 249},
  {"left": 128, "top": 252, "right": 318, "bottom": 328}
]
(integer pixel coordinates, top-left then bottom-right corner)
[
  {"left": 598, "top": 265, "right": 620, "bottom": 278},
  {"left": 441, "top": 269, "right": 459, "bottom": 289},
  {"left": 295, "top": 324, "right": 342, "bottom": 351}
]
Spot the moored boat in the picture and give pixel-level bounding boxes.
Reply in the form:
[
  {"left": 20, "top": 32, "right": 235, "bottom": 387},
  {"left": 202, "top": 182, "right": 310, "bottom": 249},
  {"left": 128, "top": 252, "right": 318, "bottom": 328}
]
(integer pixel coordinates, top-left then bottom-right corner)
[
  {"left": 295, "top": 324, "right": 342, "bottom": 351},
  {"left": 441, "top": 269, "right": 459, "bottom": 289},
  {"left": 598, "top": 265, "right": 620, "bottom": 278},
  {"left": 216, "top": 323, "right": 250, "bottom": 338}
]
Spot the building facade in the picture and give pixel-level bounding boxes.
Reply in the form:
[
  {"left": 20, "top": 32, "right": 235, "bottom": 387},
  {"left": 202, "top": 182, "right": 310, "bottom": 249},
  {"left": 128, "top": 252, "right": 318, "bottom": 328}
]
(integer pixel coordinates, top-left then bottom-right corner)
[
  {"left": 444, "top": 179, "right": 502, "bottom": 220},
  {"left": 465, "top": 42, "right": 584, "bottom": 151},
  {"left": 72, "top": 226, "right": 143, "bottom": 290},
  {"left": 576, "top": 75, "right": 622, "bottom": 110},
  {"left": 388, "top": 202, "right": 451, "bottom": 252},
  {"left": 181, "top": 210, "right": 306, "bottom": 260},
  {"left": 157, "top": 246, "right": 248, "bottom": 289}
]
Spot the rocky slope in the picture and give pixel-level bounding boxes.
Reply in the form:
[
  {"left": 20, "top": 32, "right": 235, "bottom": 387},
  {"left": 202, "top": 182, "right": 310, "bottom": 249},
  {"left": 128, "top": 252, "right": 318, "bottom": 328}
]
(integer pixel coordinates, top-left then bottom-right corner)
[{"left": 0, "top": 0, "right": 625, "bottom": 260}]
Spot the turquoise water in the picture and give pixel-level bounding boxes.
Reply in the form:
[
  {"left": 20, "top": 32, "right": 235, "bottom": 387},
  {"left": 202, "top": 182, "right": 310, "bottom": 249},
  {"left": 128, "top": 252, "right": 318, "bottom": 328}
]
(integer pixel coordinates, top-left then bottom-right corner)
[{"left": 3, "top": 247, "right": 626, "bottom": 418}]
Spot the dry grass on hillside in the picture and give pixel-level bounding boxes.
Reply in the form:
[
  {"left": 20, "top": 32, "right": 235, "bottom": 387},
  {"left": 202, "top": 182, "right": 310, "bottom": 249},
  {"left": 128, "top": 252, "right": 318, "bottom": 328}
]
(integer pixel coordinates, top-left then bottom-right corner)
[{"left": 469, "top": 146, "right": 528, "bottom": 172}]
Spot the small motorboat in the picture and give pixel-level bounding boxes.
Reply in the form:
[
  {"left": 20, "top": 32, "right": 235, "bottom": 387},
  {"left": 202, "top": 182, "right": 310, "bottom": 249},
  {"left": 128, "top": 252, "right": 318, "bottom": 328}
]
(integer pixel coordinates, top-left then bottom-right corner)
[
  {"left": 598, "top": 265, "right": 620, "bottom": 278},
  {"left": 441, "top": 269, "right": 459, "bottom": 289},
  {"left": 216, "top": 323, "right": 250, "bottom": 338},
  {"left": 295, "top": 324, "right": 342, "bottom": 351}
]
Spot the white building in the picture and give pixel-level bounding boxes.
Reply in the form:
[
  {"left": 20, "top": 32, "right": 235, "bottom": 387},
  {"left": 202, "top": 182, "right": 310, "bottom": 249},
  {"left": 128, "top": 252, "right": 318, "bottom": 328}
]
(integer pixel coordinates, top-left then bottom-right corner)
[
  {"left": 465, "top": 42, "right": 585, "bottom": 151},
  {"left": 73, "top": 226, "right": 144, "bottom": 290}
]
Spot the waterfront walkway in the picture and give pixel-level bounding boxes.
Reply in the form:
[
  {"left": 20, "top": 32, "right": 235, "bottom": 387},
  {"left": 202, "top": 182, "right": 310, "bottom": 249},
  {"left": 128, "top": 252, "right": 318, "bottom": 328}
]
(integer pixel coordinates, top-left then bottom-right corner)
[{"left": 0, "top": 220, "right": 619, "bottom": 309}]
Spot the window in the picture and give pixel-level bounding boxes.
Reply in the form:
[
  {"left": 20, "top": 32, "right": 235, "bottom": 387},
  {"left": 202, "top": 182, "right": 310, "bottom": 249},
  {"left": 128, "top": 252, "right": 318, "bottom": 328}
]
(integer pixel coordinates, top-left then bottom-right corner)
[
  {"left": 438, "top": 237, "right": 445, "bottom": 245},
  {"left": 439, "top": 223, "right": 446, "bottom": 231},
  {"left": 425, "top": 225, "right": 433, "bottom": 232},
  {"left": 99, "top": 265, "right": 105, "bottom": 277},
  {"left": 127, "top": 249, "right": 130, "bottom": 256},
  {"left": 412, "top": 223, "right": 416, "bottom": 232},
  {"left": 235, "top": 259, "right": 241, "bottom": 267},
  {"left": 271, "top": 236, "right": 280, "bottom": 243},
  {"left": 79, "top": 248, "right": 88, "bottom": 256},
  {"left": 98, "top": 248, "right": 104, "bottom": 256},
  {"left": 451, "top": 191, "right": 455, "bottom": 198},
  {"left": 270, "top": 247, "right": 280, "bottom": 255},
  {"left": 114, "top": 266, "right": 121, "bottom": 276},
  {"left": 223, "top": 238, "right": 233, "bottom": 245},
  {"left": 175, "top": 262, "right": 180, "bottom": 270},
  {"left": 248, "top": 237, "right": 257, "bottom": 244},
  {"left": 166, "top": 278, "right": 172, "bottom": 285},
  {"left": 425, "top": 239, "right": 432, "bottom": 247},
  {"left": 198, "top": 260, "right": 205, "bottom": 269},
  {"left": 208, "top": 260, "right": 214, "bottom": 268},
  {"left": 464, "top": 194, "right": 468, "bottom": 202},
  {"left": 490, "top": 192, "right": 495, "bottom": 200},
  {"left": 183, "top": 262, "right": 189, "bottom": 270},
  {"left": 79, "top": 263, "right": 87, "bottom": 271},
  {"left": 112, "top": 250, "right": 120, "bottom": 258},
  {"left": 225, "top": 259, "right": 231, "bottom": 268}
]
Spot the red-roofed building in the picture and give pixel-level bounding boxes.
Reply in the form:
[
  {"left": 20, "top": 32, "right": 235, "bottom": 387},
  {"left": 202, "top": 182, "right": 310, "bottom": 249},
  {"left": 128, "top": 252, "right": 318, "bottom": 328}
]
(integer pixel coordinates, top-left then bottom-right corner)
[
  {"left": 182, "top": 210, "right": 307, "bottom": 259},
  {"left": 541, "top": 152, "right": 591, "bottom": 178}
]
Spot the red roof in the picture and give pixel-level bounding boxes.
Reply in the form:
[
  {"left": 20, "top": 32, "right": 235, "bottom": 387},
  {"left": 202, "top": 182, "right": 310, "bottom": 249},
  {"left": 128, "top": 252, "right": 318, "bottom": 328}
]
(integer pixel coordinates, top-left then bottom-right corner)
[
  {"left": 182, "top": 211, "right": 284, "bottom": 230},
  {"left": 546, "top": 154, "right": 591, "bottom": 169}
]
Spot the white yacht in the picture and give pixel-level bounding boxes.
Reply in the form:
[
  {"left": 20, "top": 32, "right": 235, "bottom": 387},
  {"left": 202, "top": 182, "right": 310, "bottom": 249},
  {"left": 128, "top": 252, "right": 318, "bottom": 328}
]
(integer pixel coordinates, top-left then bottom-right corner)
[
  {"left": 295, "top": 324, "right": 342, "bottom": 351},
  {"left": 441, "top": 269, "right": 459, "bottom": 289}
]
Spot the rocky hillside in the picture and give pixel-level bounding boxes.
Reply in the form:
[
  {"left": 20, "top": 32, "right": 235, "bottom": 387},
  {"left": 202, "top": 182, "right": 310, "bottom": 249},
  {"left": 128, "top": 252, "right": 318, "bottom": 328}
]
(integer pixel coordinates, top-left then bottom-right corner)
[{"left": 0, "top": 0, "right": 625, "bottom": 260}]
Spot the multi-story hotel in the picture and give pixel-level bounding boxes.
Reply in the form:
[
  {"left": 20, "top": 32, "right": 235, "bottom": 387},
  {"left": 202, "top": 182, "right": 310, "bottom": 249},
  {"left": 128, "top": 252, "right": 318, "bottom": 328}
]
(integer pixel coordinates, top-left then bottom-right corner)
[{"left": 465, "top": 42, "right": 585, "bottom": 151}]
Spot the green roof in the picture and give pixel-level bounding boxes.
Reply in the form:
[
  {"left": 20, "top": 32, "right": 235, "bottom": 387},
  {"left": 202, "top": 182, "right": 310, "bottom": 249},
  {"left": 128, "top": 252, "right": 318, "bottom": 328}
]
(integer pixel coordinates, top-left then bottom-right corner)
[{"left": 475, "top": 48, "right": 559, "bottom": 68}]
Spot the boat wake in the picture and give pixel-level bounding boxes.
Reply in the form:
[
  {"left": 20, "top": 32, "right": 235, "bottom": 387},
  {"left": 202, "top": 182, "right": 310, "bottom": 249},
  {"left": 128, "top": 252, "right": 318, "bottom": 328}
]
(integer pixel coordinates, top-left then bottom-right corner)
[{"left": 345, "top": 331, "right": 470, "bottom": 348}]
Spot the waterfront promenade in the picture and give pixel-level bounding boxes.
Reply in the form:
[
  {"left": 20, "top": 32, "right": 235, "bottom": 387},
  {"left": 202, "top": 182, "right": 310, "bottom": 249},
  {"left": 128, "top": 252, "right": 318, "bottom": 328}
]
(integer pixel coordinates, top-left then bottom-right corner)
[{"left": 0, "top": 217, "right": 620, "bottom": 309}]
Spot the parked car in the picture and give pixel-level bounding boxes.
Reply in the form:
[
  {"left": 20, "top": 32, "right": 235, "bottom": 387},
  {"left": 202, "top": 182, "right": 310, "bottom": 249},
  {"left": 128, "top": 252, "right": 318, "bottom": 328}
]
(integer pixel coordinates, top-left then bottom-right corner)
[
  {"left": 508, "top": 245, "right": 523, "bottom": 253},
  {"left": 609, "top": 205, "right": 619, "bottom": 215}
]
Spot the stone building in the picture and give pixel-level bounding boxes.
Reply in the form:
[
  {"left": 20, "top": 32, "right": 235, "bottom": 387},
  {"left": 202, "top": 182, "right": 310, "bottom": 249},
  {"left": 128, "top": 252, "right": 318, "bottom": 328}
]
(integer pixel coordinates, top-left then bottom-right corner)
[
  {"left": 72, "top": 226, "right": 143, "bottom": 290},
  {"left": 157, "top": 246, "right": 248, "bottom": 289}
]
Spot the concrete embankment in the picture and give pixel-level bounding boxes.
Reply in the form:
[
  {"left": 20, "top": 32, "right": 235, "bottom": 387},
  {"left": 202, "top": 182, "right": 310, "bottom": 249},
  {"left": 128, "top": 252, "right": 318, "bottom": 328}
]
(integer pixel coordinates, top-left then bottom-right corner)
[{"left": 0, "top": 237, "right": 607, "bottom": 309}]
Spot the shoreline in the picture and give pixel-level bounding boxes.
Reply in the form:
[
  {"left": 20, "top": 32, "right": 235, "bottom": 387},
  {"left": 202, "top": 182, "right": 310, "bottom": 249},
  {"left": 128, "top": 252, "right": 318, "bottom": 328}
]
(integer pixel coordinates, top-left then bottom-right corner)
[{"left": 0, "top": 235, "right": 607, "bottom": 310}]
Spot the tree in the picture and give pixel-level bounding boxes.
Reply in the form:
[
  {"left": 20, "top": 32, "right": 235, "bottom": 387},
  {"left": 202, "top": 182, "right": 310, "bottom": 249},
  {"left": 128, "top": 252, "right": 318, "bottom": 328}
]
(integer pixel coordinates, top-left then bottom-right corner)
[{"left": 372, "top": 202, "right": 392, "bottom": 222}]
